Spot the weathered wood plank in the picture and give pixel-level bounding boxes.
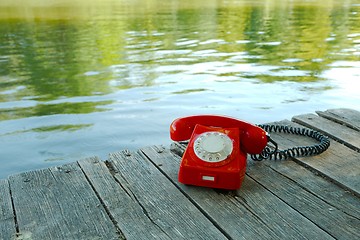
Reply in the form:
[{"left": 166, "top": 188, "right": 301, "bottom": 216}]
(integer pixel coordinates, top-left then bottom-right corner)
[
  {"left": 260, "top": 159, "right": 360, "bottom": 220},
  {"left": 109, "top": 150, "right": 227, "bottom": 239},
  {"left": 8, "top": 162, "right": 122, "bottom": 239},
  {"left": 247, "top": 161, "right": 360, "bottom": 239},
  {"left": 270, "top": 120, "right": 359, "bottom": 195},
  {"left": 0, "top": 179, "right": 16, "bottom": 240},
  {"left": 316, "top": 108, "right": 360, "bottom": 131},
  {"left": 292, "top": 113, "right": 360, "bottom": 151},
  {"left": 2, "top": 108, "right": 358, "bottom": 239},
  {"left": 78, "top": 156, "right": 172, "bottom": 240},
  {"left": 141, "top": 145, "right": 334, "bottom": 240}
]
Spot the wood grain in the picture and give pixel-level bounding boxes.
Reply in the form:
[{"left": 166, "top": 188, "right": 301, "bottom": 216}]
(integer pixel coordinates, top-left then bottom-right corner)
[
  {"left": 0, "top": 179, "right": 16, "bottom": 240},
  {"left": 78, "top": 156, "right": 171, "bottom": 240},
  {"left": 8, "top": 163, "right": 121, "bottom": 239},
  {"left": 1, "top": 108, "right": 359, "bottom": 239},
  {"left": 109, "top": 150, "right": 227, "bottom": 239},
  {"left": 317, "top": 108, "right": 360, "bottom": 131},
  {"left": 261, "top": 159, "right": 360, "bottom": 217},
  {"left": 269, "top": 119, "right": 359, "bottom": 195},
  {"left": 248, "top": 160, "right": 360, "bottom": 239},
  {"left": 292, "top": 113, "right": 360, "bottom": 151}
]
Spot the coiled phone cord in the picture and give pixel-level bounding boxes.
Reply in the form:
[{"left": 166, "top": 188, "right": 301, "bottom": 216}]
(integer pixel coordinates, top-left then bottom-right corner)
[{"left": 251, "top": 125, "right": 330, "bottom": 161}]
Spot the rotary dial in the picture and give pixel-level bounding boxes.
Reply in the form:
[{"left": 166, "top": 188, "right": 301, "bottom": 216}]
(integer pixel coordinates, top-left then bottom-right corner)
[{"left": 193, "top": 132, "right": 233, "bottom": 162}]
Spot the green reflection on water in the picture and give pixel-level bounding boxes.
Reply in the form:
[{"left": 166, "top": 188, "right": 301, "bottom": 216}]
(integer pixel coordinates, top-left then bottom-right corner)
[
  {"left": 31, "top": 124, "right": 93, "bottom": 132},
  {"left": 0, "top": 100, "right": 113, "bottom": 121},
  {"left": 0, "top": 124, "right": 93, "bottom": 137},
  {"left": 0, "top": 0, "right": 359, "bottom": 122},
  {"left": 172, "top": 88, "right": 209, "bottom": 95}
]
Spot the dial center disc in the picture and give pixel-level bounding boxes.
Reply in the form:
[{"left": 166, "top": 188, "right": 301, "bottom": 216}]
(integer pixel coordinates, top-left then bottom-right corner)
[
  {"left": 193, "top": 132, "right": 233, "bottom": 162},
  {"left": 202, "top": 134, "right": 226, "bottom": 153}
]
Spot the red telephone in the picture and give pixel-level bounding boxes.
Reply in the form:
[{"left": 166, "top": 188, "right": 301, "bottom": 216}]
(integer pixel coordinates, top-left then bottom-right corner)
[{"left": 170, "top": 115, "right": 268, "bottom": 190}]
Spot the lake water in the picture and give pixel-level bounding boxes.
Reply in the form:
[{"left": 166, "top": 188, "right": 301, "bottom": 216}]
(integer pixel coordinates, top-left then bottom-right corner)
[{"left": 0, "top": 0, "right": 359, "bottom": 179}]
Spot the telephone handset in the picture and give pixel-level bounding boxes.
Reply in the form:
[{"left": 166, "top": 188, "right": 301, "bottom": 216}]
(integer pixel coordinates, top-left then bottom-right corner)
[{"left": 170, "top": 115, "right": 268, "bottom": 190}]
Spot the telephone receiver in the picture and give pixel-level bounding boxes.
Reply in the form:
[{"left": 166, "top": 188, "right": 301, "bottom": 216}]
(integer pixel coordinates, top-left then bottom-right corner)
[{"left": 170, "top": 115, "right": 268, "bottom": 190}]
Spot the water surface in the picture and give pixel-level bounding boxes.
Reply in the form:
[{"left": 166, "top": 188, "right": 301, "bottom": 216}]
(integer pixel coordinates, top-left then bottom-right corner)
[{"left": 0, "top": 0, "right": 359, "bottom": 179}]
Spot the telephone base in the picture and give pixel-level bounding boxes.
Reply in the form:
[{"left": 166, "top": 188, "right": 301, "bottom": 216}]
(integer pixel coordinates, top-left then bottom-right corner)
[{"left": 178, "top": 165, "right": 246, "bottom": 190}]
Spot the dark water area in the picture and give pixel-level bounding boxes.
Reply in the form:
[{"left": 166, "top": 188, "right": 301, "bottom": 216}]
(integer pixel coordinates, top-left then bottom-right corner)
[{"left": 0, "top": 0, "right": 359, "bottom": 179}]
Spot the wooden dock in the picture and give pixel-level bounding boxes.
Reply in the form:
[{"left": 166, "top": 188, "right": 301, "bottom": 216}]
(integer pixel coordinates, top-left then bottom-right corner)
[{"left": 1, "top": 108, "right": 359, "bottom": 240}]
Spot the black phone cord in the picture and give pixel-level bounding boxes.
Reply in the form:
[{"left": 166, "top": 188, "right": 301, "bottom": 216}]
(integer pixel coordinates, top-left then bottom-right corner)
[{"left": 251, "top": 125, "right": 330, "bottom": 161}]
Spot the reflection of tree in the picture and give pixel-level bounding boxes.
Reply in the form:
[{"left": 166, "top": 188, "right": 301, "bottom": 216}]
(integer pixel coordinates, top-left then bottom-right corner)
[
  {"left": 230, "top": 2, "right": 358, "bottom": 82},
  {"left": 0, "top": 19, "right": 121, "bottom": 120},
  {"left": 243, "top": 6, "right": 329, "bottom": 67},
  {"left": 0, "top": 0, "right": 359, "bottom": 120},
  {"left": 0, "top": 100, "right": 112, "bottom": 121},
  {"left": 14, "top": 21, "right": 117, "bottom": 99},
  {"left": 216, "top": 6, "right": 251, "bottom": 52}
]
